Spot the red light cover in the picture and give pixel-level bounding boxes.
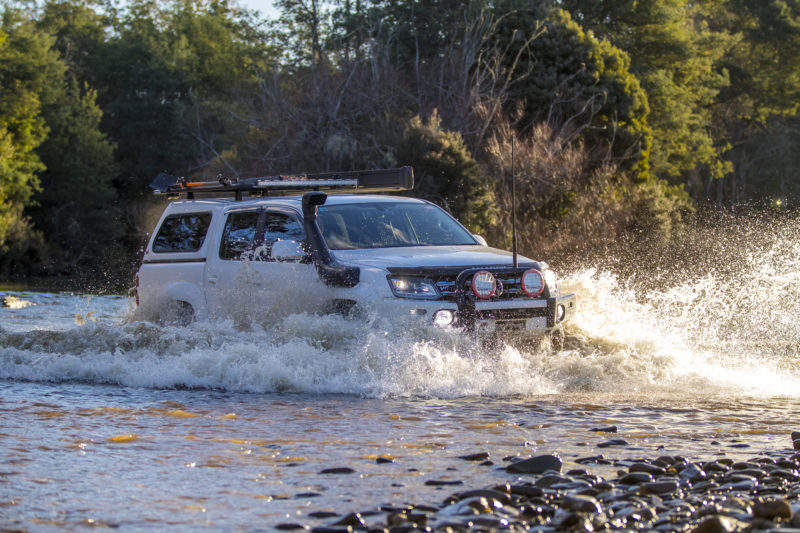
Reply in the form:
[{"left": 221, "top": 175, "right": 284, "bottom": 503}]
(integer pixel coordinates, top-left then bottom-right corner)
[
  {"left": 472, "top": 271, "right": 497, "bottom": 299},
  {"left": 521, "top": 268, "right": 544, "bottom": 297}
]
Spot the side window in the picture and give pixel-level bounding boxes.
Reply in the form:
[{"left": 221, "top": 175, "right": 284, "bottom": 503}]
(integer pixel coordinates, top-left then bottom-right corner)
[
  {"left": 219, "top": 211, "right": 260, "bottom": 260},
  {"left": 152, "top": 212, "right": 212, "bottom": 253},
  {"left": 256, "top": 212, "right": 305, "bottom": 260}
]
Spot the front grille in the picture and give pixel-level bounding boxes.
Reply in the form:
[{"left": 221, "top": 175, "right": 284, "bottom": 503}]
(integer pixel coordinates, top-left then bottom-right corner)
[{"left": 433, "top": 273, "right": 527, "bottom": 301}]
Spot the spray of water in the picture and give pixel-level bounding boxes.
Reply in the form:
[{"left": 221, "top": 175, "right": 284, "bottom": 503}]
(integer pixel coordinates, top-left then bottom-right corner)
[{"left": 1, "top": 214, "right": 799, "bottom": 399}]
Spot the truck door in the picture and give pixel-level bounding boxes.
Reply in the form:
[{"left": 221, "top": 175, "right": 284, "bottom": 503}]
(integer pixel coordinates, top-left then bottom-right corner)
[{"left": 204, "top": 207, "right": 314, "bottom": 325}]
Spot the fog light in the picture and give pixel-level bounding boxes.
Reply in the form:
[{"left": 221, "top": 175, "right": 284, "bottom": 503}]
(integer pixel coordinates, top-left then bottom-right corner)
[
  {"left": 557, "top": 304, "right": 566, "bottom": 322},
  {"left": 433, "top": 310, "right": 455, "bottom": 327}
]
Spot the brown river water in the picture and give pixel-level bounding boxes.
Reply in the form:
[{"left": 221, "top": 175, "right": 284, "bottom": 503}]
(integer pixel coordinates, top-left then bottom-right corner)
[{"left": 1, "top": 219, "right": 800, "bottom": 530}]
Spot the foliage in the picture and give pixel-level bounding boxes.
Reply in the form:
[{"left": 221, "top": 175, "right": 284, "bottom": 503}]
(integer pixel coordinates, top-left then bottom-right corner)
[
  {"left": 396, "top": 112, "right": 497, "bottom": 234},
  {"left": 1, "top": 0, "right": 800, "bottom": 286},
  {"left": 0, "top": 10, "right": 60, "bottom": 256}
]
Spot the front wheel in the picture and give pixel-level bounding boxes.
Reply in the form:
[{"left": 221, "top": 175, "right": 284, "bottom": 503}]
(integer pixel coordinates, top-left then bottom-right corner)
[{"left": 548, "top": 325, "right": 565, "bottom": 353}]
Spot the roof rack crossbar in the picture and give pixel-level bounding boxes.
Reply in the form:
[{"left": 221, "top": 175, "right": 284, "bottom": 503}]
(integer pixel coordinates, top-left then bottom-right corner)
[{"left": 150, "top": 166, "right": 413, "bottom": 197}]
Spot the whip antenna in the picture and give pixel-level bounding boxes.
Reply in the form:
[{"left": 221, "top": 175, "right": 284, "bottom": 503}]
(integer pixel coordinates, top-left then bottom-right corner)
[{"left": 512, "top": 135, "right": 518, "bottom": 268}]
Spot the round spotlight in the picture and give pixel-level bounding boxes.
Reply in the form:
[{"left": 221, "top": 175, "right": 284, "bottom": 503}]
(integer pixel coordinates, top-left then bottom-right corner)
[
  {"left": 521, "top": 268, "right": 544, "bottom": 297},
  {"left": 472, "top": 271, "right": 497, "bottom": 299},
  {"left": 557, "top": 304, "right": 566, "bottom": 322},
  {"left": 433, "top": 309, "right": 455, "bottom": 327}
]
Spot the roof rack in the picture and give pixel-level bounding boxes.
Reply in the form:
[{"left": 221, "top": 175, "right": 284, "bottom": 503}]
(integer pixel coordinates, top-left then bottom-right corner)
[{"left": 150, "top": 166, "right": 414, "bottom": 200}]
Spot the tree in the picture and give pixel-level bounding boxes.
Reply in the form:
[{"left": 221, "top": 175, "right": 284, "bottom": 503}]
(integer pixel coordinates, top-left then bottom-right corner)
[
  {"left": 396, "top": 112, "right": 497, "bottom": 234},
  {"left": 493, "top": 5, "right": 652, "bottom": 180},
  {"left": 559, "top": 0, "right": 731, "bottom": 197},
  {"left": 0, "top": 10, "right": 62, "bottom": 254}
]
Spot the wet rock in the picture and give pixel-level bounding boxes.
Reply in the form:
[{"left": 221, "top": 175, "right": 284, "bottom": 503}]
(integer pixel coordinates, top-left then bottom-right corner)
[
  {"left": 598, "top": 439, "right": 629, "bottom": 448},
  {"left": 590, "top": 426, "right": 618, "bottom": 433},
  {"left": 295, "top": 492, "right": 322, "bottom": 498},
  {"left": 576, "top": 455, "right": 608, "bottom": 465},
  {"left": 680, "top": 464, "right": 707, "bottom": 482},
  {"left": 318, "top": 467, "right": 355, "bottom": 475},
  {"left": 618, "top": 472, "right": 654, "bottom": 485},
  {"left": 275, "top": 524, "right": 309, "bottom": 530},
  {"left": 331, "top": 513, "right": 366, "bottom": 528},
  {"left": 563, "top": 494, "right": 602, "bottom": 514},
  {"left": 479, "top": 460, "right": 494, "bottom": 466},
  {"left": 792, "top": 431, "right": 800, "bottom": 441},
  {"left": 308, "top": 512, "right": 339, "bottom": 519},
  {"left": 376, "top": 457, "right": 394, "bottom": 464},
  {"left": 505, "top": 454, "right": 562, "bottom": 474},
  {"left": 630, "top": 462, "right": 667, "bottom": 476},
  {"left": 753, "top": 498, "right": 793, "bottom": 520},
  {"left": 691, "top": 515, "right": 748, "bottom": 533},
  {"left": 457, "top": 452, "right": 489, "bottom": 461},
  {"left": 425, "top": 479, "right": 463, "bottom": 486},
  {"left": 453, "top": 489, "right": 511, "bottom": 506},
  {"left": 794, "top": 439, "right": 800, "bottom": 451},
  {"left": 509, "top": 484, "right": 544, "bottom": 498},
  {"left": 641, "top": 480, "right": 680, "bottom": 495}
]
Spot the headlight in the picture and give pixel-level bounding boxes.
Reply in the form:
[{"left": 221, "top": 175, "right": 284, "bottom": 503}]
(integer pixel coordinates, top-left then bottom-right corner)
[
  {"left": 543, "top": 269, "right": 558, "bottom": 296},
  {"left": 388, "top": 277, "right": 441, "bottom": 299}
]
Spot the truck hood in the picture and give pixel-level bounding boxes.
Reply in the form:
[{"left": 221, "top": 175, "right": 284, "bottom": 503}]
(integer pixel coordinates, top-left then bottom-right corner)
[{"left": 332, "top": 245, "right": 536, "bottom": 270}]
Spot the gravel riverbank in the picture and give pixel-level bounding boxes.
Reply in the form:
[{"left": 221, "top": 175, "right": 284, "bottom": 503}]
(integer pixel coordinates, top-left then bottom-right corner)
[{"left": 277, "top": 432, "right": 800, "bottom": 532}]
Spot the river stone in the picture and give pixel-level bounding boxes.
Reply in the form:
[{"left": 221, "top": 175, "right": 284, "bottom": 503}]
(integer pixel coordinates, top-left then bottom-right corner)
[
  {"left": 455, "top": 489, "right": 511, "bottom": 506},
  {"left": 630, "top": 462, "right": 666, "bottom": 475},
  {"left": 791, "top": 431, "right": 800, "bottom": 441},
  {"left": 563, "top": 494, "right": 602, "bottom": 514},
  {"left": 680, "top": 463, "right": 707, "bottom": 482},
  {"left": 618, "top": 472, "right": 654, "bottom": 485},
  {"left": 641, "top": 480, "right": 680, "bottom": 495},
  {"left": 598, "top": 439, "right": 629, "bottom": 448},
  {"left": 457, "top": 452, "right": 490, "bottom": 461},
  {"left": 318, "top": 467, "right": 355, "bottom": 475},
  {"left": 753, "top": 499, "right": 793, "bottom": 520},
  {"left": 590, "top": 426, "right": 618, "bottom": 433},
  {"left": 331, "top": 513, "right": 366, "bottom": 528},
  {"left": 691, "top": 515, "right": 748, "bottom": 533},
  {"left": 794, "top": 439, "right": 800, "bottom": 451},
  {"left": 505, "top": 454, "right": 562, "bottom": 474}
]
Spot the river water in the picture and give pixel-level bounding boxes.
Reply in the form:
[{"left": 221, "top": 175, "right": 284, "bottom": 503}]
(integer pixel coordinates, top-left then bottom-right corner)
[{"left": 2, "top": 220, "right": 800, "bottom": 530}]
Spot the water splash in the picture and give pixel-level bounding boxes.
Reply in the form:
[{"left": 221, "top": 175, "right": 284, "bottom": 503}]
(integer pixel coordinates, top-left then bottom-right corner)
[{"left": 2, "top": 216, "right": 799, "bottom": 398}]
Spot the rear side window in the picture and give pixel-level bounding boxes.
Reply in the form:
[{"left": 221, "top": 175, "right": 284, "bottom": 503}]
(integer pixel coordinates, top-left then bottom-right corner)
[
  {"left": 152, "top": 212, "right": 212, "bottom": 253},
  {"left": 220, "top": 211, "right": 260, "bottom": 260}
]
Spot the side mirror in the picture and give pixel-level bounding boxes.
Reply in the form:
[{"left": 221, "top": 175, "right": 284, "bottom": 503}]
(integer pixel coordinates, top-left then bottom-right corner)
[
  {"left": 271, "top": 240, "right": 308, "bottom": 262},
  {"left": 473, "top": 235, "right": 488, "bottom": 246}
]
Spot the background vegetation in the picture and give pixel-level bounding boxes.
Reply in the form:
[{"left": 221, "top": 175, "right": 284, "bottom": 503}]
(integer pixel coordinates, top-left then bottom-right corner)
[{"left": 1, "top": 0, "right": 799, "bottom": 290}]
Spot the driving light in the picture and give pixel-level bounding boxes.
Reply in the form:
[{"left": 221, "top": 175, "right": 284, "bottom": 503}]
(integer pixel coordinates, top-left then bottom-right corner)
[
  {"left": 433, "top": 310, "right": 455, "bottom": 327},
  {"left": 557, "top": 304, "right": 566, "bottom": 322},
  {"left": 471, "top": 271, "right": 497, "bottom": 299},
  {"left": 389, "top": 277, "right": 440, "bottom": 299},
  {"left": 521, "top": 268, "right": 544, "bottom": 297}
]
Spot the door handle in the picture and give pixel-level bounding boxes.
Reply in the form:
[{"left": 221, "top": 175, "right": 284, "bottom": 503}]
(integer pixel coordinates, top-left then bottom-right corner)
[{"left": 207, "top": 276, "right": 217, "bottom": 285}]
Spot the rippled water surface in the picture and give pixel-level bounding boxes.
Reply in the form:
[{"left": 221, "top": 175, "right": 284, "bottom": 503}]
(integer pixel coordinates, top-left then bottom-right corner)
[{"left": 2, "top": 219, "right": 800, "bottom": 530}]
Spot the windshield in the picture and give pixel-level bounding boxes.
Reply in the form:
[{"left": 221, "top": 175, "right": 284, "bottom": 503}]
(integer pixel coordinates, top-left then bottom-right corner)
[{"left": 317, "top": 201, "right": 477, "bottom": 250}]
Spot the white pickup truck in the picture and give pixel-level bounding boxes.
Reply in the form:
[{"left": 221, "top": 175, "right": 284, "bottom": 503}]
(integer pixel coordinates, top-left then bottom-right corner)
[{"left": 135, "top": 167, "right": 576, "bottom": 345}]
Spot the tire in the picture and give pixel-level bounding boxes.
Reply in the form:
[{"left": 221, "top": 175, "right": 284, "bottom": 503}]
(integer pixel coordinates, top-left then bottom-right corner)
[
  {"left": 549, "top": 325, "right": 565, "bottom": 352},
  {"left": 160, "top": 300, "right": 194, "bottom": 326}
]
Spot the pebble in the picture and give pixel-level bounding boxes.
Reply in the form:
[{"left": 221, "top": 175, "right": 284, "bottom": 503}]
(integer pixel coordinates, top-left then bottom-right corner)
[
  {"left": 295, "top": 439, "right": 800, "bottom": 533},
  {"left": 753, "top": 498, "right": 793, "bottom": 519},
  {"left": 590, "top": 426, "right": 618, "bottom": 433},
  {"left": 318, "top": 467, "right": 355, "bottom": 475},
  {"left": 457, "top": 452, "right": 489, "bottom": 461},
  {"left": 505, "top": 454, "right": 562, "bottom": 474},
  {"left": 598, "top": 439, "right": 629, "bottom": 448}
]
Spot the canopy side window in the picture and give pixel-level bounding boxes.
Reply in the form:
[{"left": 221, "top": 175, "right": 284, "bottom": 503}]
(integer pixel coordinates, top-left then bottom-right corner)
[
  {"left": 219, "top": 210, "right": 261, "bottom": 260},
  {"left": 152, "top": 212, "right": 212, "bottom": 253}
]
